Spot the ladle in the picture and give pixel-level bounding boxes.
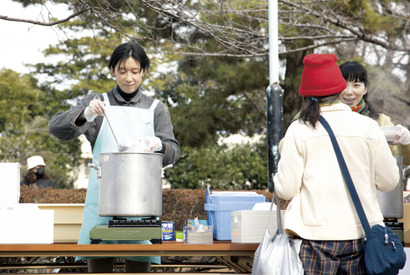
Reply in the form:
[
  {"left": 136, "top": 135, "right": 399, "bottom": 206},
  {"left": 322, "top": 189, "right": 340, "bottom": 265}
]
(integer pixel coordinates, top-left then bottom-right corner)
[{"left": 95, "top": 96, "right": 121, "bottom": 151}]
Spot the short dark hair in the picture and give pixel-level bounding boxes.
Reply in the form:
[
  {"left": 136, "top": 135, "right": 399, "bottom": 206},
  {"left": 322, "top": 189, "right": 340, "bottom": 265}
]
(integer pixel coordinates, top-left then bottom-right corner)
[
  {"left": 108, "top": 42, "right": 150, "bottom": 73},
  {"left": 339, "top": 61, "right": 368, "bottom": 88}
]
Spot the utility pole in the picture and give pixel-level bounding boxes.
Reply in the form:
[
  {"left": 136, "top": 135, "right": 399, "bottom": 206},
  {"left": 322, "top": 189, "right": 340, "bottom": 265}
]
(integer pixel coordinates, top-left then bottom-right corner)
[{"left": 267, "top": 0, "right": 283, "bottom": 193}]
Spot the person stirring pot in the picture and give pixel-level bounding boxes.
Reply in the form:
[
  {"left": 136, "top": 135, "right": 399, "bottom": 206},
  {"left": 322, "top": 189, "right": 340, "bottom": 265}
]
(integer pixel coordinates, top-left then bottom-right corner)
[{"left": 49, "top": 42, "right": 179, "bottom": 273}]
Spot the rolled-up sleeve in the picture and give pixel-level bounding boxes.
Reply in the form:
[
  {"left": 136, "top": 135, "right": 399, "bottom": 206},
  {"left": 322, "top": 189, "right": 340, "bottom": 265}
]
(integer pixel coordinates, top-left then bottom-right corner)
[{"left": 49, "top": 94, "right": 98, "bottom": 142}]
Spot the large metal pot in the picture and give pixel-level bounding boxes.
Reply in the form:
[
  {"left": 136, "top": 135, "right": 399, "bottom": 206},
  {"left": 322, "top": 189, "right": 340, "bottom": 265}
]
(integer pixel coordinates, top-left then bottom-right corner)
[
  {"left": 93, "top": 152, "right": 163, "bottom": 217},
  {"left": 376, "top": 156, "right": 404, "bottom": 219}
]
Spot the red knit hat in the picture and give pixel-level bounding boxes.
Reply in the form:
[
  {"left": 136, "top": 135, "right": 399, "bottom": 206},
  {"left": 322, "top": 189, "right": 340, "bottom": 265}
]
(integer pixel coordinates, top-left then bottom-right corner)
[{"left": 299, "top": 54, "right": 346, "bottom": 97}]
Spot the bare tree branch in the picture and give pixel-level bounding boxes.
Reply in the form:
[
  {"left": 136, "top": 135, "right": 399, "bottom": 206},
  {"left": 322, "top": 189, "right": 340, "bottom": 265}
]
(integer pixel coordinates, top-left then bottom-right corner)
[
  {"left": 393, "top": 95, "right": 410, "bottom": 107},
  {"left": 0, "top": 6, "right": 91, "bottom": 26},
  {"left": 279, "top": 0, "right": 407, "bottom": 53},
  {"left": 0, "top": 0, "right": 408, "bottom": 58}
]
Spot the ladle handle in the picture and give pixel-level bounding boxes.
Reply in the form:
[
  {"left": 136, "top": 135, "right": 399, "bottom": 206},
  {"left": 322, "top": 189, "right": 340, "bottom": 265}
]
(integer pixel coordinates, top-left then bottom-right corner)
[{"left": 95, "top": 96, "right": 120, "bottom": 150}]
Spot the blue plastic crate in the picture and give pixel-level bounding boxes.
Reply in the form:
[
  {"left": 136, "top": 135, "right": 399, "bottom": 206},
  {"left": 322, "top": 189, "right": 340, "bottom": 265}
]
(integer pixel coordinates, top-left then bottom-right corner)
[{"left": 204, "top": 188, "right": 267, "bottom": 240}]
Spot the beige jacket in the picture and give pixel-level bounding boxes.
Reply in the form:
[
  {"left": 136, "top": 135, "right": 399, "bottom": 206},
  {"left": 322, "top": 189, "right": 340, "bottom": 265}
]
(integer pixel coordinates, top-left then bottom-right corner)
[
  {"left": 279, "top": 110, "right": 410, "bottom": 167},
  {"left": 274, "top": 103, "right": 400, "bottom": 240}
]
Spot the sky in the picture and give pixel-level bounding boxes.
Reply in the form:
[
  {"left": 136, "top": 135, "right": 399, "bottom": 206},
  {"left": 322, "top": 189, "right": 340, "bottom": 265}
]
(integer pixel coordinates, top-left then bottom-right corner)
[{"left": 0, "top": 0, "right": 69, "bottom": 74}]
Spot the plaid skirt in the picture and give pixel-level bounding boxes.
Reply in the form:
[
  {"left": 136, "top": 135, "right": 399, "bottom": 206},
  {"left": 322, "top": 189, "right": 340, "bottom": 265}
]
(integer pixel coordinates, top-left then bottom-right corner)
[{"left": 300, "top": 239, "right": 366, "bottom": 275}]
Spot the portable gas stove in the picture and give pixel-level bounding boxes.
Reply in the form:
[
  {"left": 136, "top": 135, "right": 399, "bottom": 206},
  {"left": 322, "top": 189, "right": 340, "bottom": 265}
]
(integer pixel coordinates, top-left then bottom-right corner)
[{"left": 90, "top": 217, "right": 162, "bottom": 244}]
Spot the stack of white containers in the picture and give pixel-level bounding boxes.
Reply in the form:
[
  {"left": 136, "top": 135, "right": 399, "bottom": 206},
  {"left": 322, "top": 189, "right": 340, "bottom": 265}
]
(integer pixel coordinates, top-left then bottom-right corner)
[
  {"left": 205, "top": 189, "right": 268, "bottom": 241},
  {"left": 231, "top": 203, "right": 285, "bottom": 243},
  {"left": 0, "top": 163, "right": 54, "bottom": 244}
]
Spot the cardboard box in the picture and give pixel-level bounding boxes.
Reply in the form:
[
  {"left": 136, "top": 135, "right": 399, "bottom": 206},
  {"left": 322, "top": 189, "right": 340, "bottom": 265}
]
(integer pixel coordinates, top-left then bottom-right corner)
[
  {"left": 37, "top": 203, "right": 84, "bottom": 243},
  {"left": 204, "top": 189, "right": 267, "bottom": 240},
  {"left": 0, "top": 203, "right": 53, "bottom": 244},
  {"left": 231, "top": 209, "right": 285, "bottom": 243},
  {"left": 398, "top": 203, "right": 410, "bottom": 245}
]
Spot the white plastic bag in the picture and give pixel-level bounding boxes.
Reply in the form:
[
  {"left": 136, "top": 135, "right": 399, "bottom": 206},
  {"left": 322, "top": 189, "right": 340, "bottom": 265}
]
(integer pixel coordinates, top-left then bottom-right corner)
[
  {"left": 252, "top": 229, "right": 303, "bottom": 275},
  {"left": 252, "top": 193, "right": 303, "bottom": 275}
]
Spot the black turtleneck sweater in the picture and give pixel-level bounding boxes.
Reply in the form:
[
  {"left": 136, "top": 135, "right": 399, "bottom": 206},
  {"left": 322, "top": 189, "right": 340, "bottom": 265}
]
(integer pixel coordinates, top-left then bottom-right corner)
[{"left": 117, "top": 87, "right": 139, "bottom": 102}]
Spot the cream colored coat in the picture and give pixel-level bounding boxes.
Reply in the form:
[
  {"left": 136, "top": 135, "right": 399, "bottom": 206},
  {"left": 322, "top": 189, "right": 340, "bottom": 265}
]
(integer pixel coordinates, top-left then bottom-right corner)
[{"left": 274, "top": 103, "right": 400, "bottom": 240}]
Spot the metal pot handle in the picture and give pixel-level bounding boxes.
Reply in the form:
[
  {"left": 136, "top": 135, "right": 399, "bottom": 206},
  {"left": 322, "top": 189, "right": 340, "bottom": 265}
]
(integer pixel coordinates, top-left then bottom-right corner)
[
  {"left": 162, "top": 164, "right": 173, "bottom": 178},
  {"left": 89, "top": 162, "right": 171, "bottom": 179},
  {"left": 88, "top": 163, "right": 102, "bottom": 178}
]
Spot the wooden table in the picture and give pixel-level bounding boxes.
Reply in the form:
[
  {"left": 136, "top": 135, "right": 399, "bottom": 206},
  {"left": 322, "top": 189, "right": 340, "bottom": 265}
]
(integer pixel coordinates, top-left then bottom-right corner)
[{"left": 0, "top": 241, "right": 258, "bottom": 274}]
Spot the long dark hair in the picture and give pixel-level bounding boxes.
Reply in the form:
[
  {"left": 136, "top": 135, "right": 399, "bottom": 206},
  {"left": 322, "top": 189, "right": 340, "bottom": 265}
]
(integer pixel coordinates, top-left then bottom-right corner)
[
  {"left": 299, "top": 94, "right": 340, "bottom": 128},
  {"left": 25, "top": 169, "right": 50, "bottom": 184},
  {"left": 339, "top": 61, "right": 380, "bottom": 120}
]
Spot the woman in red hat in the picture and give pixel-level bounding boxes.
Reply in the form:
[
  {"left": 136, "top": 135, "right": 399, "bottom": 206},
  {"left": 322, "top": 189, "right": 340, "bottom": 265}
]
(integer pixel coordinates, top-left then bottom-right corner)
[{"left": 274, "top": 54, "right": 400, "bottom": 274}]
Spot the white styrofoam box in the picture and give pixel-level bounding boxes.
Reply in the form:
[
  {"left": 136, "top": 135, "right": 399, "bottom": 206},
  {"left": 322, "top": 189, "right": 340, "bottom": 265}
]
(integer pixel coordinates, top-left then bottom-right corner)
[
  {"left": 231, "top": 209, "right": 285, "bottom": 243},
  {"left": 0, "top": 203, "right": 54, "bottom": 244},
  {"left": 0, "top": 163, "right": 20, "bottom": 203}
]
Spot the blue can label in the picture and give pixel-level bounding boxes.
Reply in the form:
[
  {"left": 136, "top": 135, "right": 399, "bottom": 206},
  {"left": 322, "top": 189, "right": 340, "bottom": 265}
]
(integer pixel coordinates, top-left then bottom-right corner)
[{"left": 162, "top": 221, "right": 175, "bottom": 241}]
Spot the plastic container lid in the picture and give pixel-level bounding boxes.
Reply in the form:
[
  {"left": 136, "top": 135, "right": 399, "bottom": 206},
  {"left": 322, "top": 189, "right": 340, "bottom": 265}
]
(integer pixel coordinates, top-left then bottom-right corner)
[
  {"left": 380, "top": 126, "right": 401, "bottom": 142},
  {"left": 211, "top": 191, "right": 260, "bottom": 196}
]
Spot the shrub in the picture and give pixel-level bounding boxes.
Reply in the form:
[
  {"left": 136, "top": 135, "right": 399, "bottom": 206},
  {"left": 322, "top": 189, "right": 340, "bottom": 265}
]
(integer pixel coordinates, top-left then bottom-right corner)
[{"left": 19, "top": 186, "right": 286, "bottom": 231}]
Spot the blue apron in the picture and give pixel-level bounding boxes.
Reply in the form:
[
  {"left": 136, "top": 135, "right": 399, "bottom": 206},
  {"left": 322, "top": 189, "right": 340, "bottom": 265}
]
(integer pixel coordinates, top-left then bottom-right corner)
[{"left": 76, "top": 93, "right": 160, "bottom": 264}]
